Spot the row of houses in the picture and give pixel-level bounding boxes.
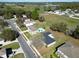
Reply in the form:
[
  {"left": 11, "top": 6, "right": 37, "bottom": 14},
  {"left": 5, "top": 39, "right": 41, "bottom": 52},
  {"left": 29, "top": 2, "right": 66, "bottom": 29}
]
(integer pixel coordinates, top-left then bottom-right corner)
[{"left": 48, "top": 9, "right": 79, "bottom": 18}]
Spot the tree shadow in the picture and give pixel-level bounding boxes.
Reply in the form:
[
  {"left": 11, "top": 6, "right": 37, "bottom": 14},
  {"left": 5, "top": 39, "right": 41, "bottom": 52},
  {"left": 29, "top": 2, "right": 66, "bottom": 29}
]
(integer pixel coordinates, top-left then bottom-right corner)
[{"left": 6, "top": 48, "right": 13, "bottom": 58}]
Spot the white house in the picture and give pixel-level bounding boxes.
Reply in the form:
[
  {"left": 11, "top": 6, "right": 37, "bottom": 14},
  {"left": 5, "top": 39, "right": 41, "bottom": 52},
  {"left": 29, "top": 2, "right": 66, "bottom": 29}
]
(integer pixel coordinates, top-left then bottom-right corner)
[
  {"left": 24, "top": 19, "right": 37, "bottom": 35},
  {"left": 54, "top": 10, "right": 61, "bottom": 14},
  {"left": 24, "top": 19, "right": 36, "bottom": 27}
]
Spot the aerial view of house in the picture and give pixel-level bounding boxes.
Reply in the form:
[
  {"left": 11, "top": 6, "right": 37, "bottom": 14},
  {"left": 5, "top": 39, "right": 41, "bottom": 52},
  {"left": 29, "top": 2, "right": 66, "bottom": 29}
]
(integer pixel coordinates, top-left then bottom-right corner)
[{"left": 0, "top": 0, "right": 79, "bottom": 58}]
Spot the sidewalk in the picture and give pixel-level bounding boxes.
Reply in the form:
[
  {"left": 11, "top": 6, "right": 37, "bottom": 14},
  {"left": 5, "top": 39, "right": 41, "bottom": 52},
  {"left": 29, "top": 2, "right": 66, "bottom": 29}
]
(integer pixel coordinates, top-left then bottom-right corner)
[{"left": 0, "top": 39, "right": 18, "bottom": 46}]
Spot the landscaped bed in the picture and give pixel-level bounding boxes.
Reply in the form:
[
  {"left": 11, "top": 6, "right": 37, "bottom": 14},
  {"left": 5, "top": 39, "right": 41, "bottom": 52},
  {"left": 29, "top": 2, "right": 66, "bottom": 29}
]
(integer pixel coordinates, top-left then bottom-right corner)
[
  {"left": 12, "top": 53, "right": 24, "bottom": 58},
  {"left": 2, "top": 42, "right": 20, "bottom": 49}
]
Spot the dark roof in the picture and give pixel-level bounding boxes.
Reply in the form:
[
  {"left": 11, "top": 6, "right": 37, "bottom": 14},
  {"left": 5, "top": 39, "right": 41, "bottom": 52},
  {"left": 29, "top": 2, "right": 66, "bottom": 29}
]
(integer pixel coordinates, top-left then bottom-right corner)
[
  {"left": 58, "top": 42, "right": 79, "bottom": 58},
  {"left": 43, "top": 32, "right": 55, "bottom": 45}
]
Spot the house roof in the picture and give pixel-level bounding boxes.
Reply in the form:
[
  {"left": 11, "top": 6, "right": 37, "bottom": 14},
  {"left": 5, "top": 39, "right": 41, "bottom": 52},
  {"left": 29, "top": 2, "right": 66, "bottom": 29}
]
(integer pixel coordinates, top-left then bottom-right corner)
[
  {"left": 58, "top": 42, "right": 79, "bottom": 58},
  {"left": 0, "top": 48, "right": 6, "bottom": 58},
  {"left": 0, "top": 16, "right": 4, "bottom": 20},
  {"left": 43, "top": 32, "right": 55, "bottom": 45}
]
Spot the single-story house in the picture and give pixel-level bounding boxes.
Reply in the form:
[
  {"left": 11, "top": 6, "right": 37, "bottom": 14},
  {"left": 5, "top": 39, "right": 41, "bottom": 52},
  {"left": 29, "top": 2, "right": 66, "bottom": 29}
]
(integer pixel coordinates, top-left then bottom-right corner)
[
  {"left": 31, "top": 32, "right": 56, "bottom": 47},
  {"left": 24, "top": 19, "right": 36, "bottom": 35},
  {"left": 13, "top": 15, "right": 17, "bottom": 18},
  {"left": 54, "top": 10, "right": 62, "bottom": 15},
  {"left": 43, "top": 32, "right": 56, "bottom": 47},
  {"left": 56, "top": 42, "right": 79, "bottom": 58},
  {"left": 24, "top": 19, "right": 36, "bottom": 27},
  {"left": 0, "top": 16, "right": 4, "bottom": 20},
  {"left": 54, "top": 10, "right": 66, "bottom": 15}
]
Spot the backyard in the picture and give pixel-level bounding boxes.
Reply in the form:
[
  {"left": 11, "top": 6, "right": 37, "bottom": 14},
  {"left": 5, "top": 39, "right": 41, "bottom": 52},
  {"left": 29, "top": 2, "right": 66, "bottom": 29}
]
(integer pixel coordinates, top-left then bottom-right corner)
[{"left": 35, "top": 14, "right": 79, "bottom": 29}]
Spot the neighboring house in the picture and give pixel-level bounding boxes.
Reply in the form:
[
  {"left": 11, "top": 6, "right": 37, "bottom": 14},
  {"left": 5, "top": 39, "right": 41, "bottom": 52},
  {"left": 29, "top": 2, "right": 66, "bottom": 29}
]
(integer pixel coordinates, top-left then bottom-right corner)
[
  {"left": 65, "top": 9, "right": 74, "bottom": 16},
  {"left": 0, "top": 48, "right": 7, "bottom": 58},
  {"left": 13, "top": 15, "right": 17, "bottom": 19},
  {"left": 0, "top": 40, "right": 4, "bottom": 46},
  {"left": 54, "top": 10, "right": 65, "bottom": 15},
  {"left": 32, "top": 32, "right": 56, "bottom": 47},
  {"left": 24, "top": 19, "right": 36, "bottom": 27},
  {"left": 0, "top": 16, "right": 4, "bottom": 20},
  {"left": 54, "top": 10, "right": 62, "bottom": 15},
  {"left": 56, "top": 42, "right": 79, "bottom": 58},
  {"left": 22, "top": 15, "right": 27, "bottom": 21},
  {"left": 24, "top": 19, "right": 36, "bottom": 35}
]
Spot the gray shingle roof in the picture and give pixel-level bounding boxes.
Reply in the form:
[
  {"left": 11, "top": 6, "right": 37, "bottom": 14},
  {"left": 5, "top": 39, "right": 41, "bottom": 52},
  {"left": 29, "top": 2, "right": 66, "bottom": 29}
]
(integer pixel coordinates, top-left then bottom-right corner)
[{"left": 58, "top": 42, "right": 79, "bottom": 58}]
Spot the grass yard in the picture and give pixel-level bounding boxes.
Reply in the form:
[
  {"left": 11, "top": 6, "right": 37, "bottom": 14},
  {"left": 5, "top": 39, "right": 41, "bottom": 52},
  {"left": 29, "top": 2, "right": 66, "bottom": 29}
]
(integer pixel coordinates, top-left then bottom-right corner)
[
  {"left": 20, "top": 26, "right": 28, "bottom": 31},
  {"left": 24, "top": 32, "right": 31, "bottom": 39},
  {"left": 35, "top": 14, "right": 79, "bottom": 29},
  {"left": 12, "top": 53, "right": 24, "bottom": 58},
  {"left": 3, "top": 42, "right": 20, "bottom": 49}
]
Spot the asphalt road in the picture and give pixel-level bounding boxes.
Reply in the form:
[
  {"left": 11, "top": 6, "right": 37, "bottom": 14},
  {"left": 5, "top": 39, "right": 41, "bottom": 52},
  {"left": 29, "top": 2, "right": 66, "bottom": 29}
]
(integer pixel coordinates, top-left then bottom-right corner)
[{"left": 7, "top": 19, "right": 36, "bottom": 58}]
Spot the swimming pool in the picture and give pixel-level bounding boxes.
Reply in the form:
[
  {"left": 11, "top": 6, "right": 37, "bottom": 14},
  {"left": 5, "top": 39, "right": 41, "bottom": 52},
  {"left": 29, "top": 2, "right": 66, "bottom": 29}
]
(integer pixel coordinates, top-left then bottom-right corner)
[{"left": 37, "top": 28, "right": 45, "bottom": 32}]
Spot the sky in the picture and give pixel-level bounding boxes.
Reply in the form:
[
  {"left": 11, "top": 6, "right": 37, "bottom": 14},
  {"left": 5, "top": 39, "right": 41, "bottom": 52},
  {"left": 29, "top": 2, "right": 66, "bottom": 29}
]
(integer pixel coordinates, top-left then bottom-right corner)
[{"left": 0, "top": 0, "right": 79, "bottom": 2}]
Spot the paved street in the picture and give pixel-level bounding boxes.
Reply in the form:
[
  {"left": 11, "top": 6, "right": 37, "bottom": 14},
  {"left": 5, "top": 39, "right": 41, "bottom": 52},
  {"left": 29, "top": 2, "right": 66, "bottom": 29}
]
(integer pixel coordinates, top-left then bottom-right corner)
[{"left": 7, "top": 19, "right": 36, "bottom": 58}]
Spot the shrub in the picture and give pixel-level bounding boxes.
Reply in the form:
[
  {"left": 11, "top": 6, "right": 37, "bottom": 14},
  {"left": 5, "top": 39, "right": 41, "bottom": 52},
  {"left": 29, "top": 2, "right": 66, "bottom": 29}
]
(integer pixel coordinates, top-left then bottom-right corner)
[{"left": 50, "top": 22, "right": 67, "bottom": 33}]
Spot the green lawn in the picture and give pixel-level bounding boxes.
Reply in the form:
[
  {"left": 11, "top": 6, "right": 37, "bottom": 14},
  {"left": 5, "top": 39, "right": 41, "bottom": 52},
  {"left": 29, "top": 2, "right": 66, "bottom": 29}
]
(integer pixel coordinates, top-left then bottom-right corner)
[
  {"left": 24, "top": 32, "right": 31, "bottom": 39},
  {"left": 3, "top": 42, "right": 20, "bottom": 49},
  {"left": 12, "top": 53, "right": 24, "bottom": 58},
  {"left": 35, "top": 14, "right": 79, "bottom": 29},
  {"left": 20, "top": 26, "right": 28, "bottom": 31}
]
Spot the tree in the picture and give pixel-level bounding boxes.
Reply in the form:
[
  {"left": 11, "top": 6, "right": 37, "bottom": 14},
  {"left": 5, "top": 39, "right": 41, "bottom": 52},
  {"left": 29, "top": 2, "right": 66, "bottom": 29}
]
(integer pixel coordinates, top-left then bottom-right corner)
[
  {"left": 0, "top": 29, "right": 19, "bottom": 41},
  {"left": 50, "top": 54, "right": 53, "bottom": 58},
  {"left": 0, "top": 9, "right": 5, "bottom": 16},
  {"left": 50, "top": 22, "right": 67, "bottom": 33},
  {"left": 39, "top": 16, "right": 45, "bottom": 22},
  {"left": 44, "top": 6, "right": 52, "bottom": 11},
  {"left": 25, "top": 11, "right": 32, "bottom": 19},
  {"left": 3, "top": 5, "right": 13, "bottom": 19},
  {"left": 0, "top": 20, "right": 8, "bottom": 29},
  {"left": 72, "top": 25, "right": 79, "bottom": 39},
  {"left": 31, "top": 9, "right": 39, "bottom": 20}
]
